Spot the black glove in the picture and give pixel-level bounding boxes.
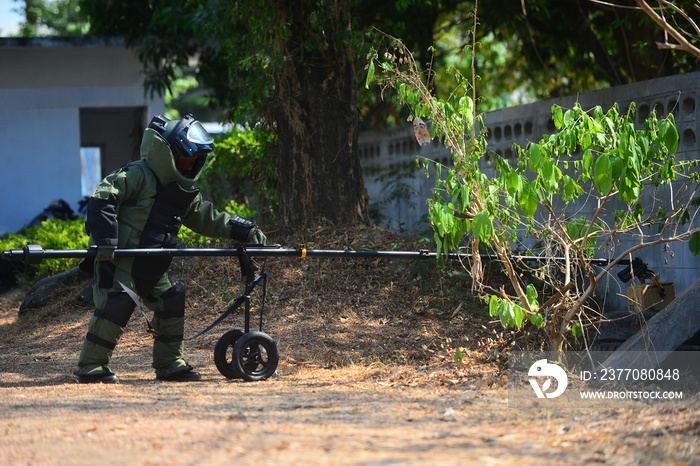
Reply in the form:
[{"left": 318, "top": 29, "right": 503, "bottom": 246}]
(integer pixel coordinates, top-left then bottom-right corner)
[
  {"left": 229, "top": 214, "right": 266, "bottom": 244},
  {"left": 95, "top": 245, "right": 116, "bottom": 261},
  {"left": 247, "top": 227, "right": 267, "bottom": 245}
]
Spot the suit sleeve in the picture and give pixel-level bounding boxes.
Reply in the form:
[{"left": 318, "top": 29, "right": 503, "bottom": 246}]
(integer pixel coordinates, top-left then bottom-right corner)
[{"left": 182, "top": 194, "right": 255, "bottom": 242}]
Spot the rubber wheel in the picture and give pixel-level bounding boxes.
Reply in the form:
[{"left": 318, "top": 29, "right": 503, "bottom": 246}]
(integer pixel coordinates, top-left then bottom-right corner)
[
  {"left": 231, "top": 331, "right": 279, "bottom": 381},
  {"left": 214, "top": 329, "right": 245, "bottom": 379}
]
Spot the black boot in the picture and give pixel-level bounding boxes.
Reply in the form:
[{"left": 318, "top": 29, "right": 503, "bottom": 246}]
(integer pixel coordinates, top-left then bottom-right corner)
[
  {"left": 77, "top": 372, "right": 120, "bottom": 384},
  {"left": 156, "top": 369, "right": 202, "bottom": 382}
]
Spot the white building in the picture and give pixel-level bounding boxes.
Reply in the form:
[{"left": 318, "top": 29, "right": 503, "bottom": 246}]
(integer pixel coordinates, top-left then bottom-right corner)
[{"left": 0, "top": 36, "right": 164, "bottom": 234}]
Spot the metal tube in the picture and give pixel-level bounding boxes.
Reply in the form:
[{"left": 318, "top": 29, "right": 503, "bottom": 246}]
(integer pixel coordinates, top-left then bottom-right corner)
[{"left": 2, "top": 244, "right": 616, "bottom": 266}]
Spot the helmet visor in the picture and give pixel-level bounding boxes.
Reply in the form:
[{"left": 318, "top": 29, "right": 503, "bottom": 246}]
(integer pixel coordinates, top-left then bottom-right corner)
[{"left": 186, "top": 121, "right": 214, "bottom": 145}]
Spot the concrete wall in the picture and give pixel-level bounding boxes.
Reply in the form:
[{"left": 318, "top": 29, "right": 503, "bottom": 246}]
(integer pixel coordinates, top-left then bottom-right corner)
[
  {"left": 359, "top": 124, "right": 456, "bottom": 233},
  {"left": 359, "top": 72, "right": 700, "bottom": 312},
  {"left": 0, "top": 37, "right": 164, "bottom": 234}
]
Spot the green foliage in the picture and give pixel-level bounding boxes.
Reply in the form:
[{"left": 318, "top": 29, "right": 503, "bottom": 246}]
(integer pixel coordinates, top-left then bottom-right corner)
[
  {"left": 16, "top": 0, "right": 90, "bottom": 37},
  {"left": 691, "top": 231, "right": 700, "bottom": 256},
  {"left": 571, "top": 322, "right": 583, "bottom": 338},
  {"left": 471, "top": 211, "right": 492, "bottom": 243},
  {"left": 197, "top": 125, "right": 278, "bottom": 227},
  {"left": 478, "top": 102, "right": 692, "bottom": 339},
  {"left": 366, "top": 31, "right": 699, "bottom": 354},
  {"left": 0, "top": 218, "right": 89, "bottom": 283},
  {"left": 530, "top": 313, "right": 544, "bottom": 329},
  {"left": 429, "top": 1, "right": 700, "bottom": 113},
  {"left": 489, "top": 294, "right": 526, "bottom": 329},
  {"left": 163, "top": 69, "right": 201, "bottom": 121},
  {"left": 25, "top": 0, "right": 700, "bottom": 122},
  {"left": 454, "top": 346, "right": 463, "bottom": 363}
]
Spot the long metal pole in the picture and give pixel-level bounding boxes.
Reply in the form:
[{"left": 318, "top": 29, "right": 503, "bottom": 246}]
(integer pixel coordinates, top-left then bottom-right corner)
[{"left": 2, "top": 244, "right": 616, "bottom": 266}]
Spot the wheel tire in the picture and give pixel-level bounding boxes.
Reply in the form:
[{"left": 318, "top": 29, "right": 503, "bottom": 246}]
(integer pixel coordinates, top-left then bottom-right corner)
[
  {"left": 214, "top": 329, "right": 245, "bottom": 379},
  {"left": 231, "top": 331, "right": 279, "bottom": 382}
]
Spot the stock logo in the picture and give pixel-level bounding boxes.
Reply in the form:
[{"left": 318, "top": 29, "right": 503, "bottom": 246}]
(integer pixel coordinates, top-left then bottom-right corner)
[{"left": 528, "top": 359, "right": 568, "bottom": 399}]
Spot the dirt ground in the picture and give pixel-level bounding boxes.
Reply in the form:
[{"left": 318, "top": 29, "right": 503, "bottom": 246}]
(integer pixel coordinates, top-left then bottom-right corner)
[{"left": 1, "top": 226, "right": 699, "bottom": 465}]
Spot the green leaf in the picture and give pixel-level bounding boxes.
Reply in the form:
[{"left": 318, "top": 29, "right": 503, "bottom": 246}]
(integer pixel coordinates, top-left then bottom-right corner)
[
  {"left": 628, "top": 135, "right": 641, "bottom": 166},
  {"left": 442, "top": 204, "right": 454, "bottom": 233},
  {"left": 451, "top": 218, "right": 467, "bottom": 246},
  {"left": 406, "top": 90, "right": 417, "bottom": 105},
  {"left": 499, "top": 300, "right": 515, "bottom": 328},
  {"left": 553, "top": 106, "right": 563, "bottom": 130},
  {"left": 659, "top": 116, "right": 679, "bottom": 155},
  {"left": 562, "top": 175, "right": 582, "bottom": 202},
  {"left": 586, "top": 115, "right": 603, "bottom": 135},
  {"left": 488, "top": 294, "right": 499, "bottom": 317},
  {"left": 572, "top": 322, "right": 583, "bottom": 337},
  {"left": 610, "top": 154, "right": 625, "bottom": 181},
  {"left": 633, "top": 202, "right": 644, "bottom": 222},
  {"left": 690, "top": 231, "right": 700, "bottom": 256},
  {"left": 472, "top": 211, "right": 493, "bottom": 242},
  {"left": 365, "top": 60, "right": 374, "bottom": 89},
  {"left": 593, "top": 154, "right": 613, "bottom": 195},
  {"left": 594, "top": 105, "right": 604, "bottom": 121},
  {"left": 506, "top": 170, "right": 521, "bottom": 196},
  {"left": 565, "top": 217, "right": 585, "bottom": 241},
  {"left": 526, "top": 284, "right": 539, "bottom": 309},
  {"left": 530, "top": 313, "right": 544, "bottom": 329},
  {"left": 518, "top": 178, "right": 538, "bottom": 217},
  {"left": 525, "top": 287, "right": 540, "bottom": 319},
  {"left": 563, "top": 108, "right": 575, "bottom": 127},
  {"left": 542, "top": 160, "right": 558, "bottom": 191},
  {"left": 582, "top": 150, "right": 593, "bottom": 181},
  {"left": 431, "top": 203, "right": 447, "bottom": 236},
  {"left": 509, "top": 229, "right": 517, "bottom": 242},
  {"left": 513, "top": 304, "right": 524, "bottom": 328},
  {"left": 528, "top": 143, "right": 542, "bottom": 171},
  {"left": 581, "top": 132, "right": 592, "bottom": 152},
  {"left": 619, "top": 176, "right": 641, "bottom": 204},
  {"left": 563, "top": 128, "right": 576, "bottom": 153},
  {"left": 459, "top": 184, "right": 471, "bottom": 211}
]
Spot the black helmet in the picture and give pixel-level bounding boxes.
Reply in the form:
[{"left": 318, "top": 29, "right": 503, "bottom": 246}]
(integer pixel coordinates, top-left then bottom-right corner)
[{"left": 148, "top": 114, "right": 215, "bottom": 160}]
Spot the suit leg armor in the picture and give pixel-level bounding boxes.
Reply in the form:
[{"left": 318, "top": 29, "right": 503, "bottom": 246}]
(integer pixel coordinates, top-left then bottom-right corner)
[
  {"left": 150, "top": 282, "right": 192, "bottom": 377},
  {"left": 75, "top": 292, "right": 134, "bottom": 376}
]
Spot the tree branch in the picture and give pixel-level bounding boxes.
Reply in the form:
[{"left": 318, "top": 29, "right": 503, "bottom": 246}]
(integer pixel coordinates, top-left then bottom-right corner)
[{"left": 634, "top": 0, "right": 700, "bottom": 58}]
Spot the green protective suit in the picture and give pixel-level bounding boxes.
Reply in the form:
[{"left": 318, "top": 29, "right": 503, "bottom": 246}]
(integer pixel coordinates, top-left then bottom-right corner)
[{"left": 75, "top": 128, "right": 255, "bottom": 379}]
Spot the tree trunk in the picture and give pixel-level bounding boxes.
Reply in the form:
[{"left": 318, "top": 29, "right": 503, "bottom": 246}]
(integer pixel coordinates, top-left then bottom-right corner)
[{"left": 272, "top": 0, "right": 369, "bottom": 231}]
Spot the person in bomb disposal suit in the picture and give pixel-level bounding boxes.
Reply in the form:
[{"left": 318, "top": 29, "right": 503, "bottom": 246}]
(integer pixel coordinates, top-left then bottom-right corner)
[{"left": 75, "top": 114, "right": 266, "bottom": 383}]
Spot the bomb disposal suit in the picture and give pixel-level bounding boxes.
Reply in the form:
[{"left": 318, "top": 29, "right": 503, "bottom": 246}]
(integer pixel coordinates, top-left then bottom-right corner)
[{"left": 75, "top": 114, "right": 266, "bottom": 383}]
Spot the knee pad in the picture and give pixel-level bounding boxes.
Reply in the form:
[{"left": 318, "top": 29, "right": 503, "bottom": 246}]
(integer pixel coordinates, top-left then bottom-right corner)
[
  {"left": 151, "top": 282, "right": 186, "bottom": 342},
  {"left": 94, "top": 292, "right": 135, "bottom": 327},
  {"left": 160, "top": 282, "right": 186, "bottom": 319}
]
